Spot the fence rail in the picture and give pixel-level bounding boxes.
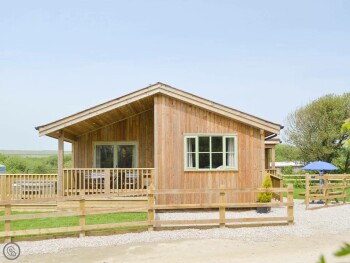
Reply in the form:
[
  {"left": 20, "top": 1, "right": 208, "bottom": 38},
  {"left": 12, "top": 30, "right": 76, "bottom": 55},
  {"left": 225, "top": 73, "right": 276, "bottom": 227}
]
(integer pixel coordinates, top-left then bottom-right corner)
[
  {"left": 0, "top": 184, "right": 294, "bottom": 242},
  {"left": 281, "top": 174, "right": 350, "bottom": 182},
  {"left": 305, "top": 174, "right": 350, "bottom": 210}
]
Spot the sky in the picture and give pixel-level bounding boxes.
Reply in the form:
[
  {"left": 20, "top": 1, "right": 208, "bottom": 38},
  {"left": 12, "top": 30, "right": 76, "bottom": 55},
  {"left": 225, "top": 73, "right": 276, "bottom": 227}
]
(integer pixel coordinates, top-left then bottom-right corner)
[{"left": 0, "top": 0, "right": 349, "bottom": 150}]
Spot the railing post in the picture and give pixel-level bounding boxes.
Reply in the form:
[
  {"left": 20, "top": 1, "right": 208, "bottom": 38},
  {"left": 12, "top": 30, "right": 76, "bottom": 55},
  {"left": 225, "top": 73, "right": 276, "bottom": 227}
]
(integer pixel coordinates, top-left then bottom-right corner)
[
  {"left": 6, "top": 175, "right": 11, "bottom": 200},
  {"left": 57, "top": 131, "right": 64, "bottom": 197},
  {"left": 287, "top": 184, "right": 294, "bottom": 225},
  {"left": 79, "top": 197, "right": 86, "bottom": 238},
  {"left": 219, "top": 185, "right": 226, "bottom": 228},
  {"left": 5, "top": 203, "right": 12, "bottom": 243},
  {"left": 305, "top": 173, "right": 310, "bottom": 210},
  {"left": 104, "top": 169, "right": 110, "bottom": 194},
  {"left": 150, "top": 169, "right": 155, "bottom": 187},
  {"left": 0, "top": 175, "right": 6, "bottom": 200},
  {"left": 147, "top": 183, "right": 155, "bottom": 231}
]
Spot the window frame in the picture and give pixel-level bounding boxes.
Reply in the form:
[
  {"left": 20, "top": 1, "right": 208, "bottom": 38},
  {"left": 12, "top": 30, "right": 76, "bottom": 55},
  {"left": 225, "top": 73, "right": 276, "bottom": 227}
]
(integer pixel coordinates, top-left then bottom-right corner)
[
  {"left": 184, "top": 134, "right": 238, "bottom": 171},
  {"left": 93, "top": 141, "right": 139, "bottom": 168}
]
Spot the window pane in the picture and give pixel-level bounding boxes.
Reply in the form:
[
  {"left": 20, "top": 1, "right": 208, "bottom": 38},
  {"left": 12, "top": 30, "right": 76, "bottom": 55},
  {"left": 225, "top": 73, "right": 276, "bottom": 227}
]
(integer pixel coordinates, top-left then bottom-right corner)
[
  {"left": 117, "top": 145, "right": 135, "bottom": 168},
  {"left": 212, "top": 153, "right": 223, "bottom": 168},
  {"left": 199, "top": 153, "right": 210, "bottom": 169},
  {"left": 226, "top": 153, "right": 235, "bottom": 167},
  {"left": 187, "top": 153, "right": 196, "bottom": 168},
  {"left": 199, "top": 137, "right": 210, "bottom": 152},
  {"left": 96, "top": 145, "right": 114, "bottom": 168},
  {"left": 212, "top": 136, "right": 223, "bottom": 152},
  {"left": 187, "top": 138, "right": 196, "bottom": 152},
  {"left": 226, "top": 137, "right": 235, "bottom": 152},
  {"left": 226, "top": 137, "right": 235, "bottom": 168}
]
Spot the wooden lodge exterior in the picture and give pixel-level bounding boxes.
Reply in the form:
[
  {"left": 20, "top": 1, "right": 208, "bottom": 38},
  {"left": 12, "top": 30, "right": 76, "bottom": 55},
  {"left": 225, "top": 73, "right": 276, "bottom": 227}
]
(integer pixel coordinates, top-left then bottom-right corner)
[{"left": 35, "top": 82, "right": 282, "bottom": 204}]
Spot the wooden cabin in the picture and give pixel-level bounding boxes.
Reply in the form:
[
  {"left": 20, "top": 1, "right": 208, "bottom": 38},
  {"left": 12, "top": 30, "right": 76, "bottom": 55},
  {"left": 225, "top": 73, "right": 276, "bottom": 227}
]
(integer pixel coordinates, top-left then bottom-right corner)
[{"left": 36, "top": 82, "right": 282, "bottom": 204}]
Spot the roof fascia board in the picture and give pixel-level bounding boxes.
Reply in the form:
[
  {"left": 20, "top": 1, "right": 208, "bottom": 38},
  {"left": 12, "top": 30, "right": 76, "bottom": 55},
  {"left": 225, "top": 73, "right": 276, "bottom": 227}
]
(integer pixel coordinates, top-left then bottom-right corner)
[
  {"left": 38, "top": 82, "right": 281, "bottom": 137},
  {"left": 38, "top": 86, "right": 161, "bottom": 136}
]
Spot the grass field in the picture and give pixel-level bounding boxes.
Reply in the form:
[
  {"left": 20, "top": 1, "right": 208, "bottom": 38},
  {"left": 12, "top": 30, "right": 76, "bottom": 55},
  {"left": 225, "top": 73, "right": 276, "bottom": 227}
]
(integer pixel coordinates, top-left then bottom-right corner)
[{"left": 0, "top": 211, "right": 147, "bottom": 233}]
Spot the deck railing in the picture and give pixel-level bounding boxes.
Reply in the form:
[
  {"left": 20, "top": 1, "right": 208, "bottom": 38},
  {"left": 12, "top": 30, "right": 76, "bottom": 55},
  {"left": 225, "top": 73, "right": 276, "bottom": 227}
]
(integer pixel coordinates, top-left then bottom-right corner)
[
  {"left": 0, "top": 168, "right": 154, "bottom": 200},
  {"left": 0, "top": 174, "right": 57, "bottom": 200},
  {"left": 270, "top": 174, "right": 283, "bottom": 202},
  {"left": 63, "top": 168, "right": 155, "bottom": 197},
  {"left": 266, "top": 169, "right": 277, "bottom": 176}
]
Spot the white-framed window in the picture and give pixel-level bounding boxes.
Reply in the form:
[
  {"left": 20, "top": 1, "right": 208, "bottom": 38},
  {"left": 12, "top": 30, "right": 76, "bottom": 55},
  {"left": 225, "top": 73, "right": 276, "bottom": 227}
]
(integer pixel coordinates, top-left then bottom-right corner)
[
  {"left": 93, "top": 141, "right": 138, "bottom": 168},
  {"left": 184, "top": 134, "right": 238, "bottom": 171}
]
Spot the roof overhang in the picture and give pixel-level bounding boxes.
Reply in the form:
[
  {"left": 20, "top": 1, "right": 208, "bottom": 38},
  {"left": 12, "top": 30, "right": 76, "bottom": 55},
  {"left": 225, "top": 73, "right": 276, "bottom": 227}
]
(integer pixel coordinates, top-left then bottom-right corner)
[{"left": 36, "top": 82, "right": 282, "bottom": 140}]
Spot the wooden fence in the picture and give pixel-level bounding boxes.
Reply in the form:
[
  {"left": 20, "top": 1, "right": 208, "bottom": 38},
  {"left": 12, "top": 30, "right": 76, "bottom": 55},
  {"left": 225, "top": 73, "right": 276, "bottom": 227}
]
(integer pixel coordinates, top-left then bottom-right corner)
[
  {"left": 148, "top": 184, "right": 294, "bottom": 230},
  {"left": 281, "top": 174, "right": 307, "bottom": 185},
  {"left": 305, "top": 174, "right": 350, "bottom": 210},
  {"left": 0, "top": 184, "right": 294, "bottom": 242},
  {"left": 280, "top": 173, "right": 350, "bottom": 186},
  {"left": 0, "top": 196, "right": 148, "bottom": 243}
]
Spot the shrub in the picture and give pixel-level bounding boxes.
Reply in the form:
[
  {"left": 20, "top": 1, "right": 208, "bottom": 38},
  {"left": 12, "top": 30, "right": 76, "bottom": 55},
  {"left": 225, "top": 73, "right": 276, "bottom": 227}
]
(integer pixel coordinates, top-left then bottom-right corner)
[
  {"left": 294, "top": 179, "right": 305, "bottom": 189},
  {"left": 258, "top": 174, "right": 272, "bottom": 203}
]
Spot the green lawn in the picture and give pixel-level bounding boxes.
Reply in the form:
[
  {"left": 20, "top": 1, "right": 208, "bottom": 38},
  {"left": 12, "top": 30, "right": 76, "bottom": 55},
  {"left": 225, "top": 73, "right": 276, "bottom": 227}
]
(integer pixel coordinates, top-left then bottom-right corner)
[{"left": 0, "top": 211, "right": 147, "bottom": 232}]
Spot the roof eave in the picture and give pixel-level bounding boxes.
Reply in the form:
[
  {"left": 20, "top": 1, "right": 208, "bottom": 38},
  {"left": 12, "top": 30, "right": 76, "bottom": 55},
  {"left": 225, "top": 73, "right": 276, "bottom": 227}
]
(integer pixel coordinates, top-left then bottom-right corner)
[{"left": 36, "top": 82, "right": 282, "bottom": 137}]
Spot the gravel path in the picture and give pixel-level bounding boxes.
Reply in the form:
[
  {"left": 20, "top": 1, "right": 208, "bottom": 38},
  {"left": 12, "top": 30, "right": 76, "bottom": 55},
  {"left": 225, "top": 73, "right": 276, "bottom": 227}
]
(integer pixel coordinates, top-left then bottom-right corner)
[{"left": 1, "top": 199, "right": 350, "bottom": 256}]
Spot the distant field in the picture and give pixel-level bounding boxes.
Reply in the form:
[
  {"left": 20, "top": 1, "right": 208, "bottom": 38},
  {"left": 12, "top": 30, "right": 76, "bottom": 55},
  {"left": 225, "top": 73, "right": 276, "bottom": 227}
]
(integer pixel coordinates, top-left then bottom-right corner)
[{"left": 0, "top": 150, "right": 71, "bottom": 158}]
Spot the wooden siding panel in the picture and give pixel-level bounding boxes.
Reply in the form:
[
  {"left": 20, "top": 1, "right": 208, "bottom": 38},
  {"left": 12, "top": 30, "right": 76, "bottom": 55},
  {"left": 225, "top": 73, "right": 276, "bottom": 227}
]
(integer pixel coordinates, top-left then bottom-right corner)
[
  {"left": 75, "top": 110, "right": 154, "bottom": 169},
  {"left": 155, "top": 95, "right": 263, "bottom": 204}
]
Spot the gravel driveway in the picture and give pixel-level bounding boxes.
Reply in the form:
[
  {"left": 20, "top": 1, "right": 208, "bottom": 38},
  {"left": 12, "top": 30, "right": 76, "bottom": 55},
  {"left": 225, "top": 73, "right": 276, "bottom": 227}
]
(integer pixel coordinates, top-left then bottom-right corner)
[{"left": 1, "top": 199, "right": 349, "bottom": 262}]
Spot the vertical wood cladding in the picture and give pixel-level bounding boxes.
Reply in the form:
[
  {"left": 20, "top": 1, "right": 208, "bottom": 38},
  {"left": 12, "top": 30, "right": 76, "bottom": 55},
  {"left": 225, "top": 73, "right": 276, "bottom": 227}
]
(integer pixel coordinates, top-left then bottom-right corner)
[
  {"left": 154, "top": 94, "right": 263, "bottom": 204},
  {"left": 74, "top": 109, "right": 154, "bottom": 169}
]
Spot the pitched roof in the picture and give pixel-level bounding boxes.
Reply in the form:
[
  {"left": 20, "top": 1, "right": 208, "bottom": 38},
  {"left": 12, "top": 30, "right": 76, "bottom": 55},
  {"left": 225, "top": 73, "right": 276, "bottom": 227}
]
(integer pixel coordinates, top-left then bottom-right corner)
[{"left": 36, "top": 82, "right": 282, "bottom": 140}]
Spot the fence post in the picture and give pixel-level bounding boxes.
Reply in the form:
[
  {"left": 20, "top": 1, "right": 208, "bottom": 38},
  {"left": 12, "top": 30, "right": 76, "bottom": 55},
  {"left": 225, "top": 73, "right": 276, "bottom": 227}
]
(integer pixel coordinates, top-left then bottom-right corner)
[
  {"left": 219, "top": 185, "right": 226, "bottom": 228},
  {"left": 4, "top": 203, "right": 11, "bottom": 243},
  {"left": 104, "top": 169, "right": 110, "bottom": 194},
  {"left": 79, "top": 198, "right": 86, "bottom": 238},
  {"left": 279, "top": 177, "right": 284, "bottom": 202},
  {"left": 147, "top": 183, "right": 155, "bottom": 231},
  {"left": 324, "top": 176, "right": 329, "bottom": 206},
  {"left": 287, "top": 184, "right": 294, "bottom": 225},
  {"left": 305, "top": 174, "right": 310, "bottom": 210}
]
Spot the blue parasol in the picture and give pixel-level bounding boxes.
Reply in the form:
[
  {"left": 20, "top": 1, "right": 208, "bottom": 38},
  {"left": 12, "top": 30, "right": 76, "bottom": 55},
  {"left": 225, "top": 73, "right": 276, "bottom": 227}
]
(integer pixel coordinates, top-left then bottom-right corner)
[{"left": 302, "top": 161, "right": 339, "bottom": 171}]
